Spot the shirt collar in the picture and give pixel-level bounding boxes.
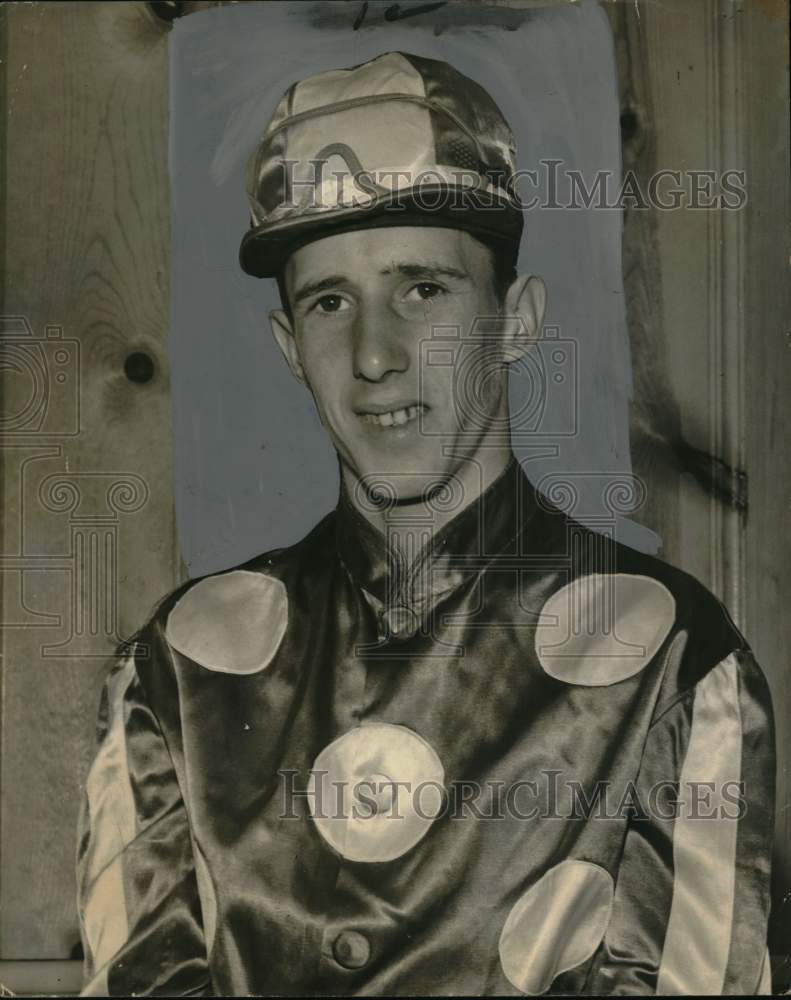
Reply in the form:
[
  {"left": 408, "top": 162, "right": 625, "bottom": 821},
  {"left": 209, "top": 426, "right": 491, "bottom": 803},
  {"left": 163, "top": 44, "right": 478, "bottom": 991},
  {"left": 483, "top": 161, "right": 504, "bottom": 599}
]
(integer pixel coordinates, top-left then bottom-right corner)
[{"left": 335, "top": 456, "right": 539, "bottom": 638}]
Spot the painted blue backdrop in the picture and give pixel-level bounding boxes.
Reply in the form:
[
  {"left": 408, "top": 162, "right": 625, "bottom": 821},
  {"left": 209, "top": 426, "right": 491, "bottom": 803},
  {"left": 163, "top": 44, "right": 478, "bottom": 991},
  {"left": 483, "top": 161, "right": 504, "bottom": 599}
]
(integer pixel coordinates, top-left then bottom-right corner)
[{"left": 169, "top": 0, "right": 657, "bottom": 577}]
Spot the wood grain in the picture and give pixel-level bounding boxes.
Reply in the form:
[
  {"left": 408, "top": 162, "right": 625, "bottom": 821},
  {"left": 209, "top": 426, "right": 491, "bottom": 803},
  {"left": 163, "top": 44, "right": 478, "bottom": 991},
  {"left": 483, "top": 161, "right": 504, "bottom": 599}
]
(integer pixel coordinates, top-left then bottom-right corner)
[
  {"left": 739, "top": 1, "right": 791, "bottom": 985},
  {"left": 604, "top": 0, "right": 682, "bottom": 563},
  {"left": 607, "top": 0, "right": 791, "bottom": 986},
  {"left": 1, "top": 1, "right": 177, "bottom": 958}
]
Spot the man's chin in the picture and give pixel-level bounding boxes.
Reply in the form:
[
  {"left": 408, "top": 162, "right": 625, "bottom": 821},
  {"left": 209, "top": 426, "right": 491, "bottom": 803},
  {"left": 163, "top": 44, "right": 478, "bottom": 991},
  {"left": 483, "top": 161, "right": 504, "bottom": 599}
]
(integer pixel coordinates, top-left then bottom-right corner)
[
  {"left": 351, "top": 466, "right": 462, "bottom": 513},
  {"left": 336, "top": 434, "right": 469, "bottom": 509}
]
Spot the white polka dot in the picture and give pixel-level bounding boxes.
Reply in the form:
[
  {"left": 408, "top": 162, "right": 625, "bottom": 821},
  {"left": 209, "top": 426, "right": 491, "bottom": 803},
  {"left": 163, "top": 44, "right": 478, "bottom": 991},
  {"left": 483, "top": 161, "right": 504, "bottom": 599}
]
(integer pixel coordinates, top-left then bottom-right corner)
[
  {"left": 535, "top": 573, "right": 675, "bottom": 686},
  {"left": 165, "top": 570, "right": 287, "bottom": 675},
  {"left": 308, "top": 723, "right": 444, "bottom": 863},
  {"left": 499, "top": 860, "right": 614, "bottom": 994}
]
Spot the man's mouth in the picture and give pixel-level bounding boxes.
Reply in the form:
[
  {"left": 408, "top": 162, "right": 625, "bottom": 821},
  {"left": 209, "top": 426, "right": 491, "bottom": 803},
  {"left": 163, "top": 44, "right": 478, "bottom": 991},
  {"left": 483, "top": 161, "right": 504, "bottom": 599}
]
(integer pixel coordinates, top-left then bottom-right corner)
[{"left": 360, "top": 404, "right": 427, "bottom": 428}]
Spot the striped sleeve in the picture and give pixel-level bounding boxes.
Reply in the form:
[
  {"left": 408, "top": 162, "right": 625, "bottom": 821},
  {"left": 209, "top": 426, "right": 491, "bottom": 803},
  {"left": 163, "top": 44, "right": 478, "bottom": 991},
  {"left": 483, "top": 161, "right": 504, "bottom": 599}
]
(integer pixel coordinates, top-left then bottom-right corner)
[
  {"left": 77, "top": 650, "right": 211, "bottom": 997},
  {"left": 586, "top": 649, "right": 775, "bottom": 995}
]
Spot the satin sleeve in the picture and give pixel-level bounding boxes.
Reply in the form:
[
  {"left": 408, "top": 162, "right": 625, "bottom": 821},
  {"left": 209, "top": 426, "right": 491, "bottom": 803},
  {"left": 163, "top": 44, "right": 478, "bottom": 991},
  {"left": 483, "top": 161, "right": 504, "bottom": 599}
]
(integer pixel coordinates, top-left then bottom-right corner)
[
  {"left": 584, "top": 649, "right": 775, "bottom": 995},
  {"left": 76, "top": 648, "right": 211, "bottom": 997}
]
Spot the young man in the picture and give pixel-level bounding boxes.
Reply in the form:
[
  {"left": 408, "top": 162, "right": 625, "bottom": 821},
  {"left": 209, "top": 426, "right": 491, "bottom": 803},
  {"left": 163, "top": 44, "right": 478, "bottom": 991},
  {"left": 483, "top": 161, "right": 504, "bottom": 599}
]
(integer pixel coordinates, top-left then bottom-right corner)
[{"left": 77, "top": 52, "right": 775, "bottom": 996}]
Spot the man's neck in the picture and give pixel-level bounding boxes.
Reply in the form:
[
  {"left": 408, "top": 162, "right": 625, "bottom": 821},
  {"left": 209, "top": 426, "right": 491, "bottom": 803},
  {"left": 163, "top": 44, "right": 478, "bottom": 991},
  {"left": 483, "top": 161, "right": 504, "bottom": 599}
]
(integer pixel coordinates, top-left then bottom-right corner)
[{"left": 342, "top": 447, "right": 514, "bottom": 560}]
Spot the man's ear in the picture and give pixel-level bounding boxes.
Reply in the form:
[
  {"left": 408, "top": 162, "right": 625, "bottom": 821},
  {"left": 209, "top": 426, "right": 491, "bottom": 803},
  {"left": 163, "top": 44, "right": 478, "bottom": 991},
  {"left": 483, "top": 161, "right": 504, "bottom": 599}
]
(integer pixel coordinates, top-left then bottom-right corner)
[
  {"left": 501, "top": 275, "right": 547, "bottom": 363},
  {"left": 270, "top": 310, "right": 307, "bottom": 385}
]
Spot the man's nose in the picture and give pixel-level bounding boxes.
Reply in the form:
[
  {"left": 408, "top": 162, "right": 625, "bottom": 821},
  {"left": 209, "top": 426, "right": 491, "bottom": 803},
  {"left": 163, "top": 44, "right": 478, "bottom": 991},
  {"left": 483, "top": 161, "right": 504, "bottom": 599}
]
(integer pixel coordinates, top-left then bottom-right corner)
[{"left": 351, "top": 303, "right": 410, "bottom": 382}]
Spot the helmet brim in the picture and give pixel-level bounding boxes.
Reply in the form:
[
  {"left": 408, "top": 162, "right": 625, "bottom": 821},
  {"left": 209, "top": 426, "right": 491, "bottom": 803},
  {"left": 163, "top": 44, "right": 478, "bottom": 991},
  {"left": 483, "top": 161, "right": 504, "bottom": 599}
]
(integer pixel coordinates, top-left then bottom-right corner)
[{"left": 239, "top": 186, "right": 523, "bottom": 278}]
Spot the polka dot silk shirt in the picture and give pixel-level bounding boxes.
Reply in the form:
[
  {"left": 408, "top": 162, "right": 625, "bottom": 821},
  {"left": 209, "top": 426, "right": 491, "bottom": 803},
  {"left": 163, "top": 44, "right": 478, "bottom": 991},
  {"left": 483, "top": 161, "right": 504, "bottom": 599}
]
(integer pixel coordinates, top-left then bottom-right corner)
[{"left": 77, "top": 457, "right": 775, "bottom": 996}]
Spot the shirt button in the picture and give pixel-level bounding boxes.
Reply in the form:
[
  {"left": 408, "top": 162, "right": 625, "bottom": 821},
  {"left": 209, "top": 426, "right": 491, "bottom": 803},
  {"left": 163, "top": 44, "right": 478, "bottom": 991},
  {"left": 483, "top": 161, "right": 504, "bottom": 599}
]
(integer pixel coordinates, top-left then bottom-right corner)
[
  {"left": 332, "top": 929, "right": 371, "bottom": 970},
  {"left": 382, "top": 604, "right": 419, "bottom": 640}
]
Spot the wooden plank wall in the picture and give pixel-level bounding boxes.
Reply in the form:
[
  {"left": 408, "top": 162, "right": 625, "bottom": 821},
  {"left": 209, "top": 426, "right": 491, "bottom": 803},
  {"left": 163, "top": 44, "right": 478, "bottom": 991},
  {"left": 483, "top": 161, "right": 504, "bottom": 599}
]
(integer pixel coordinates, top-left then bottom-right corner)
[
  {"left": 0, "top": 0, "right": 789, "bottom": 992},
  {"left": 606, "top": 0, "right": 791, "bottom": 986},
  {"left": 0, "top": 0, "right": 178, "bottom": 967},
  {"left": 741, "top": 1, "right": 791, "bottom": 982}
]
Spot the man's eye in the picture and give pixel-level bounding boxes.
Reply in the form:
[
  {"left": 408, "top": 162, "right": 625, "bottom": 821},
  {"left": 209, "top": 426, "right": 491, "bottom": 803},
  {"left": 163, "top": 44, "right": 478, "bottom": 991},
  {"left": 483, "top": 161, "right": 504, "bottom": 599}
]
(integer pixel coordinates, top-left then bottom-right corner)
[
  {"left": 405, "top": 282, "right": 444, "bottom": 302},
  {"left": 314, "top": 294, "right": 349, "bottom": 314}
]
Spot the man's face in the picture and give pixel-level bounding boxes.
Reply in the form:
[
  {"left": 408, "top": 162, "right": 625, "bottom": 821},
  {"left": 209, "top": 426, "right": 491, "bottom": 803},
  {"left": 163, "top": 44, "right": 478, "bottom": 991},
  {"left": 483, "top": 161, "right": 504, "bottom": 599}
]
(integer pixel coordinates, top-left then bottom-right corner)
[{"left": 271, "top": 226, "right": 534, "bottom": 504}]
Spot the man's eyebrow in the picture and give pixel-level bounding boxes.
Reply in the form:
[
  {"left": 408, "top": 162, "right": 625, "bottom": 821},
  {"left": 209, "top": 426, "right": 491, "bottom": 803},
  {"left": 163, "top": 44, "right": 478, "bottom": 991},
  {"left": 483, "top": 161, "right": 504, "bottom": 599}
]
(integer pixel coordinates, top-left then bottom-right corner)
[
  {"left": 292, "top": 275, "right": 352, "bottom": 305},
  {"left": 381, "top": 262, "right": 470, "bottom": 282},
  {"left": 291, "top": 263, "right": 470, "bottom": 305}
]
